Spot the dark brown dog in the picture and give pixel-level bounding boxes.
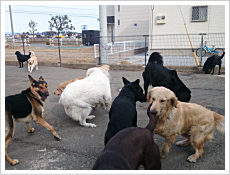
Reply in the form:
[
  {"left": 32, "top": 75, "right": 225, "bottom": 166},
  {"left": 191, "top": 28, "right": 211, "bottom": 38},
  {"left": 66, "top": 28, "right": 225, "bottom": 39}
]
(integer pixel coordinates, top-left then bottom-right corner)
[
  {"left": 5, "top": 75, "right": 61, "bottom": 165},
  {"left": 92, "top": 104, "right": 161, "bottom": 170}
]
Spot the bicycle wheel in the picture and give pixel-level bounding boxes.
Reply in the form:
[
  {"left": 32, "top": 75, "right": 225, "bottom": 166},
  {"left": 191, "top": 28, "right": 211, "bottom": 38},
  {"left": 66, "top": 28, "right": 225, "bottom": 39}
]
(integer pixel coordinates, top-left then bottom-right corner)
[
  {"left": 214, "top": 48, "right": 224, "bottom": 56},
  {"left": 196, "top": 48, "right": 206, "bottom": 57}
]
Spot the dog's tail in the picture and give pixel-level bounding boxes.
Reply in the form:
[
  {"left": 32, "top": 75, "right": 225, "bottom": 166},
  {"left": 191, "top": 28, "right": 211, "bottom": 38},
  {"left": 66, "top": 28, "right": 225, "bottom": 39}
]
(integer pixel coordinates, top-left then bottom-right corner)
[
  {"left": 214, "top": 112, "right": 225, "bottom": 134},
  {"left": 145, "top": 104, "right": 159, "bottom": 133},
  {"left": 29, "top": 50, "right": 35, "bottom": 56},
  {"left": 148, "top": 52, "right": 163, "bottom": 64},
  {"left": 219, "top": 51, "right": 225, "bottom": 60}
]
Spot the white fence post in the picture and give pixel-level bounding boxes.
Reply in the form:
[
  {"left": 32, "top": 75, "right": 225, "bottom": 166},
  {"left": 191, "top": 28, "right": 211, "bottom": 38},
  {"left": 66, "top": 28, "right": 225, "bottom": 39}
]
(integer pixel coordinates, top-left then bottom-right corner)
[
  {"left": 124, "top": 41, "right": 126, "bottom": 52},
  {"left": 94, "top": 44, "right": 97, "bottom": 59},
  {"left": 110, "top": 43, "right": 113, "bottom": 54}
]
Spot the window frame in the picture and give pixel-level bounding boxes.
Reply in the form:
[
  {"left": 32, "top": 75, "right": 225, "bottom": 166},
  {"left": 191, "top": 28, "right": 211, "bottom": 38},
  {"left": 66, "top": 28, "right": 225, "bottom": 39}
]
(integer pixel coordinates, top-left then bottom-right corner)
[{"left": 191, "top": 5, "right": 208, "bottom": 22}]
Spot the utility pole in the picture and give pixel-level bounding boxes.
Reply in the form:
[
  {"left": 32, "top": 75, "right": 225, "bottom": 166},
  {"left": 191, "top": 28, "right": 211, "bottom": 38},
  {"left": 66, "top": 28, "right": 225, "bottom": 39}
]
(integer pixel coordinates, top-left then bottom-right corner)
[
  {"left": 99, "top": 5, "right": 108, "bottom": 64},
  {"left": 9, "top": 5, "right": 15, "bottom": 43}
]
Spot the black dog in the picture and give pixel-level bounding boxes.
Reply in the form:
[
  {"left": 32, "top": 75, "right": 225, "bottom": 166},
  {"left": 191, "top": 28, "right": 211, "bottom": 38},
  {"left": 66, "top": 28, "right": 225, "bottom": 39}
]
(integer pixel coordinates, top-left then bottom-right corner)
[
  {"left": 5, "top": 75, "right": 61, "bottom": 165},
  {"left": 92, "top": 104, "right": 161, "bottom": 170},
  {"left": 203, "top": 51, "right": 225, "bottom": 75},
  {"left": 15, "top": 51, "right": 31, "bottom": 68},
  {"left": 104, "top": 77, "right": 146, "bottom": 145},
  {"left": 142, "top": 52, "right": 191, "bottom": 102}
]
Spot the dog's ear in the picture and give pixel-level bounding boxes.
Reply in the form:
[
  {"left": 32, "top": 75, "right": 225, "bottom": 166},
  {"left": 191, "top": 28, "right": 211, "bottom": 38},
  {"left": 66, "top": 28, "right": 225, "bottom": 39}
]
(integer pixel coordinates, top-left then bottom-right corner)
[
  {"left": 147, "top": 89, "right": 153, "bottom": 104},
  {"left": 60, "top": 84, "right": 65, "bottom": 92},
  {"left": 133, "top": 79, "right": 140, "bottom": 85},
  {"left": 122, "top": 77, "right": 130, "bottom": 85},
  {"left": 28, "top": 75, "right": 37, "bottom": 85},
  {"left": 171, "top": 96, "right": 178, "bottom": 108},
  {"left": 39, "top": 76, "right": 44, "bottom": 81}
]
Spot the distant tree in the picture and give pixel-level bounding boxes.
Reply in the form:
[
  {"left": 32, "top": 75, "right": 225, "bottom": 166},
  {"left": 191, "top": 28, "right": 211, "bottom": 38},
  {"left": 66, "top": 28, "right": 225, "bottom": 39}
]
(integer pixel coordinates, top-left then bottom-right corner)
[
  {"left": 29, "top": 20, "right": 37, "bottom": 40},
  {"left": 48, "top": 15, "right": 75, "bottom": 64}
]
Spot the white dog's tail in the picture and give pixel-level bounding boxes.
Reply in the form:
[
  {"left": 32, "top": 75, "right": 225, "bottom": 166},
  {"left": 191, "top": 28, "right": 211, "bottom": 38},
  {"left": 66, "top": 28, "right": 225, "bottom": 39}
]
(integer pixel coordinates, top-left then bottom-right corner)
[
  {"left": 214, "top": 112, "right": 225, "bottom": 134},
  {"left": 29, "top": 50, "right": 35, "bottom": 57}
]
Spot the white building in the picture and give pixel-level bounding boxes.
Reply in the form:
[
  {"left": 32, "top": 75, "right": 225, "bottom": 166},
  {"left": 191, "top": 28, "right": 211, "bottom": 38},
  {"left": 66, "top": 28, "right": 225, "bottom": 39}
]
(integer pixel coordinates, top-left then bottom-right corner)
[
  {"left": 102, "top": 4, "right": 226, "bottom": 66},
  {"left": 106, "top": 5, "right": 225, "bottom": 35},
  {"left": 106, "top": 5, "right": 225, "bottom": 47},
  {"left": 106, "top": 5, "right": 150, "bottom": 42}
]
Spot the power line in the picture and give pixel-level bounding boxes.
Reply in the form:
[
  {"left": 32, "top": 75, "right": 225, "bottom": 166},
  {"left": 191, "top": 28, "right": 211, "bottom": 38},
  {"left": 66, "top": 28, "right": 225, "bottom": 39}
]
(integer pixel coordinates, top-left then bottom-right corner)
[{"left": 5, "top": 10, "right": 99, "bottom": 18}]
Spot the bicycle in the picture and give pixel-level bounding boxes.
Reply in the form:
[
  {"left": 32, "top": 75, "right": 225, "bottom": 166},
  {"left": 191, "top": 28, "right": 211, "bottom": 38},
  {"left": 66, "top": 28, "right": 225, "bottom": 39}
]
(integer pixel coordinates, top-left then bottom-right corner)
[{"left": 196, "top": 44, "right": 224, "bottom": 57}]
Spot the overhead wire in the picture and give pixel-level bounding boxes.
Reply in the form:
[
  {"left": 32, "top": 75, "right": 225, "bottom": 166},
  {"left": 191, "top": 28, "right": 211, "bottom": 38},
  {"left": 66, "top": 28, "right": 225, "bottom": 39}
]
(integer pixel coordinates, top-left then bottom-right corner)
[
  {"left": 5, "top": 10, "right": 98, "bottom": 18},
  {"left": 5, "top": 5, "right": 99, "bottom": 18}
]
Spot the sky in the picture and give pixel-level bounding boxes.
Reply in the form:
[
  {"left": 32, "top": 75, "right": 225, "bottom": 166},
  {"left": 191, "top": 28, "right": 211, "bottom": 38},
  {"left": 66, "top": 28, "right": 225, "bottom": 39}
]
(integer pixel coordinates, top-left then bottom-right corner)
[{"left": 4, "top": 4, "right": 100, "bottom": 34}]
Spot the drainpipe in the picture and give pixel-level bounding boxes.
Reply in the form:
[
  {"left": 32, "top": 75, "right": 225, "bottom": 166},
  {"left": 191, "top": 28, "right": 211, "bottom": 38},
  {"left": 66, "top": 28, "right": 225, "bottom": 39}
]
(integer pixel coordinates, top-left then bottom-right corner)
[{"left": 99, "top": 5, "right": 108, "bottom": 64}]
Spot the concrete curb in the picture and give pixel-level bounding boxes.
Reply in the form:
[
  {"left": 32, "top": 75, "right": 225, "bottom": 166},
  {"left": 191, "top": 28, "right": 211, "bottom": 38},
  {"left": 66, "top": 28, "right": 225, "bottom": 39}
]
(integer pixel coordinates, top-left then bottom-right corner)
[{"left": 5, "top": 61, "right": 225, "bottom": 74}]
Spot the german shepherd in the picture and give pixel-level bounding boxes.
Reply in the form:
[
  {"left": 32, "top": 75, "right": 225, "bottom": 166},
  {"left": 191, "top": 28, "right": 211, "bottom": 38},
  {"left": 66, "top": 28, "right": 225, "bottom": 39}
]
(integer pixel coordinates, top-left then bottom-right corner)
[{"left": 5, "top": 75, "right": 61, "bottom": 165}]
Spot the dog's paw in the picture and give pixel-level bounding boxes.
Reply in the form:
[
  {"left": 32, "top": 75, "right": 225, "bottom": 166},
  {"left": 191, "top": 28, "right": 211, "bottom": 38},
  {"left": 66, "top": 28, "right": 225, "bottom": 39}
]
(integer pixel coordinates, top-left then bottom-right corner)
[
  {"left": 54, "top": 135, "right": 62, "bottom": 141},
  {"left": 187, "top": 154, "right": 198, "bottom": 163},
  {"left": 10, "top": 159, "right": 19, "bottom": 166},
  {"left": 28, "top": 128, "right": 35, "bottom": 133},
  {"left": 84, "top": 123, "right": 97, "bottom": 128},
  {"left": 160, "top": 151, "right": 168, "bottom": 158}
]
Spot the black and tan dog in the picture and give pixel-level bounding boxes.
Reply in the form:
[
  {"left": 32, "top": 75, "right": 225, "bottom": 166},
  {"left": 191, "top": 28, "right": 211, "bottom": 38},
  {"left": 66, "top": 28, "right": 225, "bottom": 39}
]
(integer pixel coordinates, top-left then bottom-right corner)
[{"left": 5, "top": 75, "right": 61, "bottom": 165}]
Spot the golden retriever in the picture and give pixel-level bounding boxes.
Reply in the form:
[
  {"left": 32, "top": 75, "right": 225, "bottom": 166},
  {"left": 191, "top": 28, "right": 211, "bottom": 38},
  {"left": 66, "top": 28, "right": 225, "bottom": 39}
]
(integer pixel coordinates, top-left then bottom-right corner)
[
  {"left": 54, "top": 77, "right": 85, "bottom": 95},
  {"left": 27, "top": 51, "right": 38, "bottom": 73},
  {"left": 147, "top": 86, "right": 225, "bottom": 162}
]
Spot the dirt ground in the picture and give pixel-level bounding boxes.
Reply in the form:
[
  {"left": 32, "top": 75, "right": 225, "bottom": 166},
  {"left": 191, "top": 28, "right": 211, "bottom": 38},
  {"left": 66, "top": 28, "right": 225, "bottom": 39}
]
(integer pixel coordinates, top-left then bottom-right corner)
[{"left": 5, "top": 44, "right": 96, "bottom": 64}]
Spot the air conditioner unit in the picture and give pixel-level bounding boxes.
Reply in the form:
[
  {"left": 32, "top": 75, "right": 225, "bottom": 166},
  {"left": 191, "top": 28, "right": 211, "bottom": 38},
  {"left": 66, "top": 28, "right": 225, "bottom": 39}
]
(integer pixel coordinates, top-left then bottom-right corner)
[{"left": 156, "top": 15, "right": 166, "bottom": 24}]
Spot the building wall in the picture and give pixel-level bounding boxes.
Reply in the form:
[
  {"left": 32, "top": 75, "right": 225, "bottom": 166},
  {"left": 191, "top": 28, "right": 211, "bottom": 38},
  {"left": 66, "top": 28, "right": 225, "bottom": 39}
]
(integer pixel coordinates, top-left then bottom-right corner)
[
  {"left": 105, "top": 5, "right": 225, "bottom": 49},
  {"left": 113, "top": 5, "right": 150, "bottom": 37},
  {"left": 151, "top": 5, "right": 225, "bottom": 35},
  {"left": 106, "top": 5, "right": 114, "bottom": 16},
  {"left": 149, "top": 5, "right": 225, "bottom": 50}
]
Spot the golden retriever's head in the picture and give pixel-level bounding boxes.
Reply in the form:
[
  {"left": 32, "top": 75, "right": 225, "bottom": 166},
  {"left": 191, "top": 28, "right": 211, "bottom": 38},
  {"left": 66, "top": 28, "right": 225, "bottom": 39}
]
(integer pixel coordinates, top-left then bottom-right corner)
[
  {"left": 28, "top": 58, "right": 34, "bottom": 65},
  {"left": 100, "top": 65, "right": 110, "bottom": 78},
  {"left": 54, "top": 83, "right": 65, "bottom": 95},
  {"left": 147, "top": 87, "right": 178, "bottom": 119}
]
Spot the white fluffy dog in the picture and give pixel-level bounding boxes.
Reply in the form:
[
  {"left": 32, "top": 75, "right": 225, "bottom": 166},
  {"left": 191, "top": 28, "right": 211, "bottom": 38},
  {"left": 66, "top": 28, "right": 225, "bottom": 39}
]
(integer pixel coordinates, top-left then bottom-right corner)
[
  {"left": 59, "top": 65, "right": 112, "bottom": 127},
  {"left": 27, "top": 51, "right": 38, "bottom": 73}
]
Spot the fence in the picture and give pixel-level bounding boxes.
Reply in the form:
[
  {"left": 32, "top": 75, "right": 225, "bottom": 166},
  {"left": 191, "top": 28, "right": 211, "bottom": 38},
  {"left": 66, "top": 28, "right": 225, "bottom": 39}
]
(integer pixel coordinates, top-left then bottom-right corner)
[
  {"left": 5, "top": 33, "right": 225, "bottom": 67},
  {"left": 94, "top": 39, "right": 146, "bottom": 58},
  {"left": 94, "top": 33, "right": 225, "bottom": 66},
  {"left": 5, "top": 37, "right": 83, "bottom": 46}
]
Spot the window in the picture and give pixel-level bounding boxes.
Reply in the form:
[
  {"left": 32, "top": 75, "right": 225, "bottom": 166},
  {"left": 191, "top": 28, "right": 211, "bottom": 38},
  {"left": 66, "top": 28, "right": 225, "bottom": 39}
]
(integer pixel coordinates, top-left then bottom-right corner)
[
  {"left": 192, "top": 6, "right": 208, "bottom": 21},
  {"left": 118, "top": 19, "right": 120, "bottom": 26},
  {"left": 118, "top": 5, "right": 120, "bottom": 12}
]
